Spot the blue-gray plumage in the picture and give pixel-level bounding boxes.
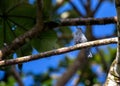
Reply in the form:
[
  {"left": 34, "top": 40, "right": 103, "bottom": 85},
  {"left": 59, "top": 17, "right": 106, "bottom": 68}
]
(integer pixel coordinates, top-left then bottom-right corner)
[{"left": 73, "top": 28, "right": 92, "bottom": 58}]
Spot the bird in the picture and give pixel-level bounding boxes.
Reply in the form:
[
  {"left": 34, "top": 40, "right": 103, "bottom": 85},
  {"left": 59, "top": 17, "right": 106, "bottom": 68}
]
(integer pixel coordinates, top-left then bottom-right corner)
[{"left": 73, "top": 28, "right": 92, "bottom": 58}]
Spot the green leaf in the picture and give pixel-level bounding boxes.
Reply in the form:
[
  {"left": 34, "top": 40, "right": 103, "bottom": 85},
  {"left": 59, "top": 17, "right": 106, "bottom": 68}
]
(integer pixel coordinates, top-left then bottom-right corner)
[
  {"left": 57, "top": 27, "right": 72, "bottom": 46},
  {"left": 8, "top": 3, "right": 36, "bottom": 29},
  {"left": 5, "top": 22, "right": 15, "bottom": 43},
  {"left": 0, "top": 0, "right": 36, "bottom": 49},
  {"left": 42, "top": 79, "right": 52, "bottom": 86},
  {"left": 69, "top": 10, "right": 81, "bottom": 18},
  {"left": 31, "top": 30, "right": 58, "bottom": 52},
  {"left": 107, "top": 47, "right": 116, "bottom": 63},
  {"left": 0, "top": 81, "right": 6, "bottom": 86},
  {"left": 16, "top": 43, "right": 33, "bottom": 56},
  {"left": 60, "top": 27, "right": 72, "bottom": 37},
  {"left": 7, "top": 76, "right": 15, "bottom": 86},
  {"left": 0, "top": 19, "right": 15, "bottom": 47},
  {"left": 0, "top": 0, "right": 18, "bottom": 13},
  {"left": 43, "top": 0, "right": 52, "bottom": 21},
  {"left": 0, "top": 21, "right": 4, "bottom": 47}
]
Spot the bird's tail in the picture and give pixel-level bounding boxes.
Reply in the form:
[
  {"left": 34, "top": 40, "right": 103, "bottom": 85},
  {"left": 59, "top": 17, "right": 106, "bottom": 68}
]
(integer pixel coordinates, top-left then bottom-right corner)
[
  {"left": 87, "top": 52, "right": 93, "bottom": 58},
  {"left": 86, "top": 48, "right": 93, "bottom": 58}
]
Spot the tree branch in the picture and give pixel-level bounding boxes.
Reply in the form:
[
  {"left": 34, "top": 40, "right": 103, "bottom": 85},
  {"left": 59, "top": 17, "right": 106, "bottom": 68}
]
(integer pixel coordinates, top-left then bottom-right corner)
[
  {"left": 68, "top": 0, "right": 84, "bottom": 17},
  {"left": 95, "top": 47, "right": 108, "bottom": 71},
  {"left": 115, "top": 0, "right": 120, "bottom": 64},
  {"left": 46, "top": 16, "right": 118, "bottom": 28},
  {"left": 57, "top": 16, "right": 117, "bottom": 27},
  {"left": 0, "top": 37, "right": 117, "bottom": 67},
  {"left": 0, "top": 16, "right": 117, "bottom": 60},
  {"left": 55, "top": 49, "right": 88, "bottom": 86},
  {"left": 91, "top": 0, "right": 103, "bottom": 16},
  {"left": 104, "top": 0, "right": 120, "bottom": 85},
  {"left": 11, "top": 66, "right": 24, "bottom": 86}
]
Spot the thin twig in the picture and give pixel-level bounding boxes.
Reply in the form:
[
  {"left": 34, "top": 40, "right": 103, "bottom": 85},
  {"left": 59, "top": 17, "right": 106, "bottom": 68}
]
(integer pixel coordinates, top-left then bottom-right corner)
[
  {"left": 78, "top": 0, "right": 86, "bottom": 11},
  {"left": 68, "top": 0, "right": 84, "bottom": 17},
  {"left": 92, "top": 0, "right": 103, "bottom": 15},
  {"left": 95, "top": 47, "right": 108, "bottom": 71},
  {"left": 0, "top": 37, "right": 117, "bottom": 67},
  {"left": 11, "top": 66, "right": 24, "bottom": 86}
]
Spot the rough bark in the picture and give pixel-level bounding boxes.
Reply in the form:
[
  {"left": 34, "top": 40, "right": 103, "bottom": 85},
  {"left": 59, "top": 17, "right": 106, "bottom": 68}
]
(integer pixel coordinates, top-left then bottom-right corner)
[{"left": 104, "top": 0, "right": 120, "bottom": 85}]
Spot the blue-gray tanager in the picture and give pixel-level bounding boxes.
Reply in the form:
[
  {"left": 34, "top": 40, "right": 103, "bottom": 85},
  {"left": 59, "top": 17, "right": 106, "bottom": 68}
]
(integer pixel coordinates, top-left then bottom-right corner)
[{"left": 73, "top": 28, "right": 92, "bottom": 58}]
